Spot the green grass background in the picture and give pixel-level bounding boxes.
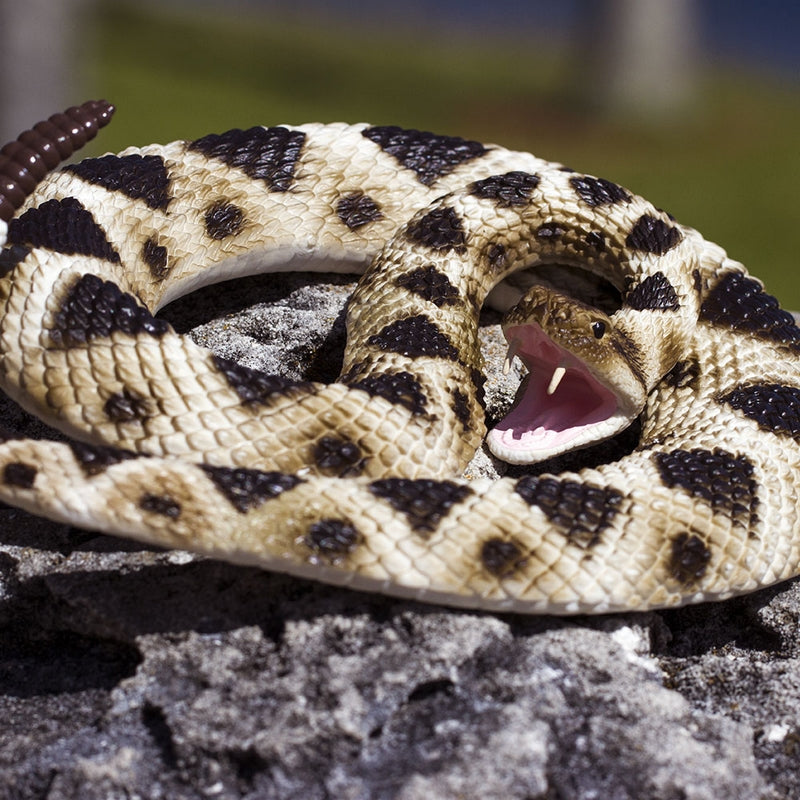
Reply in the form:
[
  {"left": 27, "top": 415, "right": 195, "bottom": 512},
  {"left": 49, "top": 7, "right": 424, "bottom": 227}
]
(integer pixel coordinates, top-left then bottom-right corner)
[{"left": 83, "top": 2, "right": 800, "bottom": 306}]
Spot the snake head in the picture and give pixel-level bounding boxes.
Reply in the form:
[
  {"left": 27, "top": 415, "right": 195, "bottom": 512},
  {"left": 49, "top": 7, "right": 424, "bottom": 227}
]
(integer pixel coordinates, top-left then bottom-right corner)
[{"left": 486, "top": 284, "right": 647, "bottom": 464}]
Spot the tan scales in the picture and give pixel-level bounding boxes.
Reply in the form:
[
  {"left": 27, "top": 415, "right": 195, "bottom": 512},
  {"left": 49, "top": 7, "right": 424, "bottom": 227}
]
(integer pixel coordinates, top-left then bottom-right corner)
[{"left": 0, "top": 102, "right": 797, "bottom": 614}]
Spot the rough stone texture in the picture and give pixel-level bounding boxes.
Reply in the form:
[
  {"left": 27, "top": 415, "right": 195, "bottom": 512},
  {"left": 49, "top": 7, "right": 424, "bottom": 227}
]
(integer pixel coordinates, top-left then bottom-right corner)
[{"left": 0, "top": 271, "right": 796, "bottom": 799}]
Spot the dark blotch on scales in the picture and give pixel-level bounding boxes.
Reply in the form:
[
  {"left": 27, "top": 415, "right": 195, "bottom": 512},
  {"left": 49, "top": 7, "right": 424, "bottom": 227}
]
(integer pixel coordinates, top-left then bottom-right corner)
[
  {"left": 306, "top": 519, "right": 361, "bottom": 557},
  {"left": 369, "top": 478, "right": 473, "bottom": 535},
  {"left": 625, "top": 214, "right": 682, "bottom": 255},
  {"left": 396, "top": 265, "right": 460, "bottom": 307},
  {"left": 212, "top": 355, "right": 312, "bottom": 406},
  {"left": 201, "top": 465, "right": 303, "bottom": 513},
  {"left": 368, "top": 315, "right": 459, "bottom": 361},
  {"left": 515, "top": 476, "right": 623, "bottom": 547},
  {"left": 654, "top": 448, "right": 759, "bottom": 527},
  {"left": 405, "top": 206, "right": 467, "bottom": 253},
  {"left": 49, "top": 273, "right": 170, "bottom": 348},
  {"left": 344, "top": 370, "right": 429, "bottom": 416},
  {"left": 670, "top": 532, "right": 711, "bottom": 585},
  {"left": 3, "top": 462, "right": 37, "bottom": 489},
  {"left": 699, "top": 271, "right": 800, "bottom": 349},
  {"left": 570, "top": 175, "right": 631, "bottom": 207},
  {"left": 362, "top": 125, "right": 487, "bottom": 186},
  {"left": 626, "top": 272, "right": 680, "bottom": 311},
  {"left": 336, "top": 192, "right": 383, "bottom": 229},
  {"left": 66, "top": 154, "right": 171, "bottom": 210},
  {"left": 470, "top": 171, "right": 540, "bottom": 207},
  {"left": 189, "top": 126, "right": 305, "bottom": 191},
  {"left": 481, "top": 538, "right": 526, "bottom": 577},
  {"left": 9, "top": 198, "right": 120, "bottom": 263}
]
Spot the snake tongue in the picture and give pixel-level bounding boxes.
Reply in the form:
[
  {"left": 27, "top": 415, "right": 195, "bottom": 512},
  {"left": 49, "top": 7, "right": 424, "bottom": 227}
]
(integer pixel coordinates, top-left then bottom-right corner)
[{"left": 486, "top": 322, "right": 620, "bottom": 464}]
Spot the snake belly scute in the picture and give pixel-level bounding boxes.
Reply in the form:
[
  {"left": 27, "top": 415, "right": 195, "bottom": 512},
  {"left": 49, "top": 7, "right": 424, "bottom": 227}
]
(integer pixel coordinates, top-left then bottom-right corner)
[{"left": 0, "top": 101, "right": 798, "bottom": 614}]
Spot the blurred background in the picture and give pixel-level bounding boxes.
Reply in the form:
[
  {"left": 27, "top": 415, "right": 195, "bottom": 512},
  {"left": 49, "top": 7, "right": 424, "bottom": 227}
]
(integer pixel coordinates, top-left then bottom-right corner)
[{"left": 0, "top": 0, "right": 798, "bottom": 305}]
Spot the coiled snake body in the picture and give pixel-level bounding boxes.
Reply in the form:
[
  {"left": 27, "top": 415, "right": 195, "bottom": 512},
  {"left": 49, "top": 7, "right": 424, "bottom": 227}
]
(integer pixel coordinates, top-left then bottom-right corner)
[{"left": 0, "top": 101, "right": 798, "bottom": 614}]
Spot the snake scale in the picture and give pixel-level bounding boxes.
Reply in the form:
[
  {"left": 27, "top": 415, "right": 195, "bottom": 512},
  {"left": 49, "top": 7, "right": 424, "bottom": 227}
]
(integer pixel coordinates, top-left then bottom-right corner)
[{"left": 0, "top": 100, "right": 798, "bottom": 614}]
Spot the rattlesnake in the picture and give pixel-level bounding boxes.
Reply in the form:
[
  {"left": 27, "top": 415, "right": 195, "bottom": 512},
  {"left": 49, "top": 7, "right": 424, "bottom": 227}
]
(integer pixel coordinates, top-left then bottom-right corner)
[{"left": 0, "top": 100, "right": 798, "bottom": 614}]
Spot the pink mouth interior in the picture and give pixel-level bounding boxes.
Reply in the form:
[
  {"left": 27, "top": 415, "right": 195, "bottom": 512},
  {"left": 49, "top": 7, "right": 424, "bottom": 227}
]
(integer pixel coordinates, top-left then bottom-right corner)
[{"left": 489, "top": 322, "right": 618, "bottom": 460}]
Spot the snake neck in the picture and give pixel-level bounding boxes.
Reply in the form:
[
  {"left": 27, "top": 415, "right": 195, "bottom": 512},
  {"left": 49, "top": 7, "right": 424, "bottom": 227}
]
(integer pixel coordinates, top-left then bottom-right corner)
[{"left": 340, "top": 184, "right": 700, "bottom": 473}]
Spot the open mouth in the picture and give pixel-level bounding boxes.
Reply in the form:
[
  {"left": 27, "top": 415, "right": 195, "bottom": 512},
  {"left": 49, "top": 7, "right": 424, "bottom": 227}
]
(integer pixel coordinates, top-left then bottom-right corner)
[{"left": 486, "top": 322, "right": 619, "bottom": 463}]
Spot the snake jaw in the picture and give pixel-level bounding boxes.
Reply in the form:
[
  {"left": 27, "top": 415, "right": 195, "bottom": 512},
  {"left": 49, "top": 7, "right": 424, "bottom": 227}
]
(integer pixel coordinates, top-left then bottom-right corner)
[{"left": 486, "top": 321, "right": 631, "bottom": 464}]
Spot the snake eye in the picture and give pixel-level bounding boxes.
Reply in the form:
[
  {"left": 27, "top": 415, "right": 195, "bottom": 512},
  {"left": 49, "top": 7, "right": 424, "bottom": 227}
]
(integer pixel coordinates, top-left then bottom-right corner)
[{"left": 591, "top": 320, "right": 606, "bottom": 339}]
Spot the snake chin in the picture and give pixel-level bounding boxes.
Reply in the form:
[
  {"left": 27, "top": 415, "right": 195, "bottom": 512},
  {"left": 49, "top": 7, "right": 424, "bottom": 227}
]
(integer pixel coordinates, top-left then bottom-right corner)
[{"left": 486, "top": 321, "right": 625, "bottom": 464}]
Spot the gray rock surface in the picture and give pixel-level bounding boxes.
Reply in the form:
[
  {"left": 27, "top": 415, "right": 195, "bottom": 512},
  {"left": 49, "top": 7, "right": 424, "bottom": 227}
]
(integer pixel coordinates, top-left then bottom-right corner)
[{"left": 0, "top": 272, "right": 797, "bottom": 799}]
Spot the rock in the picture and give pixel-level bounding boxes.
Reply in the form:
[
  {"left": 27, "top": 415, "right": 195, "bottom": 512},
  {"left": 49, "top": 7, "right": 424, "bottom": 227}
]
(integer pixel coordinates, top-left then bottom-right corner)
[{"left": 0, "top": 272, "right": 795, "bottom": 799}]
